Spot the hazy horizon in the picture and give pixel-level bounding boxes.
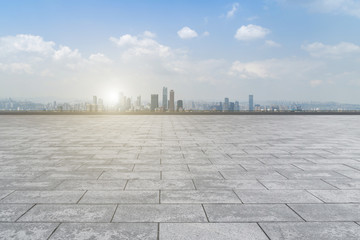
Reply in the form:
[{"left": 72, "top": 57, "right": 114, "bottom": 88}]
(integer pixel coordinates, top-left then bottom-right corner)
[{"left": 1, "top": 0, "right": 360, "bottom": 104}]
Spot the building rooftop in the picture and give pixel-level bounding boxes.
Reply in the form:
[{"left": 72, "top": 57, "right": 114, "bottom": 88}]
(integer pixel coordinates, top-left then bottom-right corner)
[{"left": 1, "top": 115, "right": 360, "bottom": 239}]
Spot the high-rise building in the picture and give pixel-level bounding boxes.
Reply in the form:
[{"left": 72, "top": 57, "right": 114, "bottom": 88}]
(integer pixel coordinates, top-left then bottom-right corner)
[
  {"left": 229, "top": 102, "right": 235, "bottom": 112},
  {"left": 162, "top": 87, "right": 168, "bottom": 111},
  {"left": 235, "top": 101, "right": 240, "bottom": 111},
  {"left": 177, "top": 100, "right": 183, "bottom": 112},
  {"left": 126, "top": 98, "right": 131, "bottom": 110},
  {"left": 93, "top": 96, "right": 98, "bottom": 112},
  {"left": 223, "top": 98, "right": 229, "bottom": 112},
  {"left": 169, "top": 90, "right": 175, "bottom": 112},
  {"left": 249, "top": 94, "right": 254, "bottom": 112},
  {"left": 136, "top": 95, "right": 141, "bottom": 107},
  {"left": 150, "top": 94, "right": 158, "bottom": 112}
]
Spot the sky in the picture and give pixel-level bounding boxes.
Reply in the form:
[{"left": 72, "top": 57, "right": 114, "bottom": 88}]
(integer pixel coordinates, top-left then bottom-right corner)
[{"left": 0, "top": 0, "right": 360, "bottom": 104}]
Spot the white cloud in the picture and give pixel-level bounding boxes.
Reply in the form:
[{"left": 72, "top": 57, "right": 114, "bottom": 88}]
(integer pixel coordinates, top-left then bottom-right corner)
[
  {"left": 53, "top": 46, "right": 81, "bottom": 60},
  {"left": 229, "top": 58, "right": 322, "bottom": 80},
  {"left": 235, "top": 24, "right": 270, "bottom": 41},
  {"left": 227, "top": 3, "right": 240, "bottom": 18},
  {"left": 265, "top": 40, "right": 281, "bottom": 47},
  {"left": 0, "top": 62, "right": 33, "bottom": 74},
  {"left": 110, "top": 34, "right": 172, "bottom": 58},
  {"left": 278, "top": 0, "right": 360, "bottom": 18},
  {"left": 302, "top": 42, "right": 360, "bottom": 57},
  {"left": 143, "top": 31, "right": 156, "bottom": 38},
  {"left": 310, "top": 79, "right": 323, "bottom": 87},
  {"left": 0, "top": 34, "right": 55, "bottom": 55},
  {"left": 177, "top": 27, "right": 198, "bottom": 39},
  {"left": 89, "top": 53, "right": 112, "bottom": 64}
]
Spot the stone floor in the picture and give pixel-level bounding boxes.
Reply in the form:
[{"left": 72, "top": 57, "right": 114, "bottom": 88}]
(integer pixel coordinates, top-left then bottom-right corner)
[{"left": 0, "top": 115, "right": 360, "bottom": 239}]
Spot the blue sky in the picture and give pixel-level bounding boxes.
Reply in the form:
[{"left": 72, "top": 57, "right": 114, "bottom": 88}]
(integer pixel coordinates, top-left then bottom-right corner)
[{"left": 1, "top": 0, "right": 360, "bottom": 103}]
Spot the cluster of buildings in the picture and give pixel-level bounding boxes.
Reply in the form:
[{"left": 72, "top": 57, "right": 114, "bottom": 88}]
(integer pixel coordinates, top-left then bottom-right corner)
[
  {"left": 150, "top": 87, "right": 183, "bottom": 112},
  {"left": 2, "top": 91, "right": 360, "bottom": 112}
]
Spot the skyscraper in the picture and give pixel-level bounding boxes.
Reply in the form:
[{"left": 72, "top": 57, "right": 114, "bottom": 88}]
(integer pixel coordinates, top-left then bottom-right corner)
[
  {"left": 235, "top": 101, "right": 240, "bottom": 111},
  {"left": 162, "top": 87, "right": 168, "bottom": 111},
  {"left": 150, "top": 94, "right": 158, "bottom": 112},
  {"left": 177, "top": 100, "right": 183, "bottom": 112},
  {"left": 169, "top": 90, "right": 175, "bottom": 112},
  {"left": 249, "top": 94, "right": 254, "bottom": 112},
  {"left": 93, "top": 96, "right": 98, "bottom": 112},
  {"left": 224, "top": 98, "right": 229, "bottom": 112}
]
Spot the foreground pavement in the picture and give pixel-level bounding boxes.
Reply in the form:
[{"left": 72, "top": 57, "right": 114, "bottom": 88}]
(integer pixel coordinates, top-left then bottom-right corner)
[{"left": 0, "top": 115, "right": 360, "bottom": 240}]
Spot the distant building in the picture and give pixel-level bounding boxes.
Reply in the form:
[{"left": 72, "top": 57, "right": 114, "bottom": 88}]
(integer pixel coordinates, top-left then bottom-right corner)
[
  {"left": 249, "top": 94, "right": 254, "bottom": 112},
  {"left": 118, "top": 92, "right": 126, "bottom": 111},
  {"left": 177, "top": 100, "right": 183, "bottom": 112},
  {"left": 126, "top": 98, "right": 131, "bottom": 111},
  {"left": 162, "top": 87, "right": 168, "bottom": 111},
  {"left": 235, "top": 101, "right": 240, "bottom": 111},
  {"left": 93, "top": 96, "right": 98, "bottom": 112},
  {"left": 169, "top": 90, "right": 175, "bottom": 112},
  {"left": 229, "top": 102, "right": 235, "bottom": 112},
  {"left": 223, "top": 98, "right": 229, "bottom": 112},
  {"left": 150, "top": 94, "right": 158, "bottom": 112},
  {"left": 136, "top": 95, "right": 141, "bottom": 107}
]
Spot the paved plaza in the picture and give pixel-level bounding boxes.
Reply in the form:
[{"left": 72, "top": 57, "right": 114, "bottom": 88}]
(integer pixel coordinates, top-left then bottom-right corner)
[{"left": 0, "top": 115, "right": 360, "bottom": 239}]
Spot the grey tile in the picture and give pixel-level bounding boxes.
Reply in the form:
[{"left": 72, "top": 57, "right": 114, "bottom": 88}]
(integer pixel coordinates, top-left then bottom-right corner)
[
  {"left": 77, "top": 164, "right": 134, "bottom": 171},
  {"left": 1, "top": 191, "right": 85, "bottom": 204},
  {"left": 0, "top": 204, "right": 33, "bottom": 222},
  {"left": 19, "top": 204, "right": 116, "bottom": 222},
  {"left": 50, "top": 223, "right": 157, "bottom": 240},
  {"left": 336, "top": 170, "right": 360, "bottom": 179},
  {"left": 134, "top": 165, "right": 189, "bottom": 171},
  {"left": 289, "top": 203, "right": 360, "bottom": 221},
  {"left": 80, "top": 191, "right": 159, "bottom": 204},
  {"left": 234, "top": 190, "right": 322, "bottom": 203},
  {"left": 160, "top": 223, "right": 268, "bottom": 240},
  {"left": 39, "top": 171, "right": 102, "bottom": 180},
  {"left": 113, "top": 204, "right": 207, "bottom": 222},
  {"left": 220, "top": 171, "right": 287, "bottom": 180},
  {"left": 0, "top": 180, "right": 61, "bottom": 191},
  {"left": 308, "top": 190, "right": 360, "bottom": 203},
  {"left": 194, "top": 180, "right": 266, "bottom": 190},
  {"left": 0, "top": 172, "right": 43, "bottom": 180},
  {"left": 0, "top": 190, "right": 13, "bottom": 199},
  {"left": 126, "top": 180, "right": 195, "bottom": 190},
  {"left": 279, "top": 171, "right": 347, "bottom": 179},
  {"left": 99, "top": 172, "right": 160, "bottom": 180},
  {"left": 260, "top": 222, "right": 360, "bottom": 240},
  {"left": 260, "top": 180, "right": 336, "bottom": 190},
  {"left": 161, "top": 190, "right": 241, "bottom": 203},
  {"left": 294, "top": 164, "right": 355, "bottom": 171},
  {"left": 55, "top": 180, "right": 127, "bottom": 191},
  {"left": 204, "top": 204, "right": 302, "bottom": 222},
  {"left": 162, "top": 171, "right": 224, "bottom": 180},
  {"left": 0, "top": 223, "right": 58, "bottom": 240},
  {"left": 325, "top": 179, "right": 360, "bottom": 189}
]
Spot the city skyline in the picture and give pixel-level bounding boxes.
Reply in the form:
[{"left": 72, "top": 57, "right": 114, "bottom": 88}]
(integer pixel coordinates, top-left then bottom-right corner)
[{"left": 1, "top": 1, "right": 360, "bottom": 103}]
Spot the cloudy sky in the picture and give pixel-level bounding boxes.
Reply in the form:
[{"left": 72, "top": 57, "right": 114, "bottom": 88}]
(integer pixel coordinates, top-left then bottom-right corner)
[{"left": 1, "top": 0, "right": 360, "bottom": 103}]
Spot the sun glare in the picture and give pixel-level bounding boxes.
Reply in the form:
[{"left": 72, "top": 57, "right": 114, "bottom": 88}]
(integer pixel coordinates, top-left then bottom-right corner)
[{"left": 105, "top": 91, "right": 119, "bottom": 105}]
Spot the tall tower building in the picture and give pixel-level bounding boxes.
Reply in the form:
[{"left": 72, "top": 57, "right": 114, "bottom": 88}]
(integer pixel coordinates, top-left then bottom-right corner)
[
  {"left": 169, "top": 90, "right": 175, "bottom": 112},
  {"left": 150, "top": 94, "right": 158, "bottom": 112},
  {"left": 177, "top": 100, "right": 183, "bottom": 112},
  {"left": 93, "top": 96, "right": 98, "bottom": 112},
  {"left": 162, "top": 87, "right": 168, "bottom": 111},
  {"left": 249, "top": 94, "right": 254, "bottom": 112},
  {"left": 223, "top": 98, "right": 229, "bottom": 112},
  {"left": 136, "top": 95, "right": 141, "bottom": 107}
]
